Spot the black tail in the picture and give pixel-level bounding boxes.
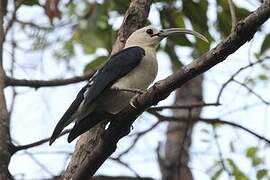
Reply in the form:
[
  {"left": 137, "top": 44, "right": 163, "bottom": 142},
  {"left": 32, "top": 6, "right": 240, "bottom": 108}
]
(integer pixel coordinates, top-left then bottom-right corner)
[
  {"left": 49, "top": 86, "right": 88, "bottom": 145},
  {"left": 67, "top": 114, "right": 102, "bottom": 143}
]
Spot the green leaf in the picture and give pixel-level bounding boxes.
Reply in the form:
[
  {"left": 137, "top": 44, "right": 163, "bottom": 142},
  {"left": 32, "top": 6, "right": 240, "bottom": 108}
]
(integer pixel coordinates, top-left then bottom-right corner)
[
  {"left": 164, "top": 42, "right": 183, "bottom": 69},
  {"left": 212, "top": 167, "right": 223, "bottom": 180},
  {"left": 260, "top": 34, "right": 270, "bottom": 56},
  {"left": 236, "top": 7, "right": 250, "bottom": 21},
  {"left": 201, "top": 139, "right": 210, "bottom": 143},
  {"left": 227, "top": 158, "right": 248, "bottom": 180},
  {"left": 159, "top": 8, "right": 192, "bottom": 47},
  {"left": 183, "top": 0, "right": 208, "bottom": 31},
  {"left": 256, "top": 169, "right": 268, "bottom": 180},
  {"left": 252, "top": 157, "right": 263, "bottom": 167},
  {"left": 229, "top": 141, "right": 235, "bottom": 153},
  {"left": 22, "top": 0, "right": 39, "bottom": 6},
  {"left": 66, "top": 2, "right": 115, "bottom": 55},
  {"left": 182, "top": 0, "right": 213, "bottom": 45},
  {"left": 216, "top": 1, "right": 250, "bottom": 37},
  {"left": 84, "top": 56, "right": 107, "bottom": 73},
  {"left": 217, "top": 11, "right": 231, "bottom": 37},
  {"left": 246, "top": 147, "right": 258, "bottom": 158},
  {"left": 258, "top": 74, "right": 268, "bottom": 81},
  {"left": 3, "top": 0, "right": 7, "bottom": 15},
  {"left": 105, "top": 0, "right": 129, "bottom": 14}
]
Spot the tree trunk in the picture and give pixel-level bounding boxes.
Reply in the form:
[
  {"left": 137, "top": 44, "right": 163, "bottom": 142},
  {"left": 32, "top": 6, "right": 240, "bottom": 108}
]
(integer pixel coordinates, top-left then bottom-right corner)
[{"left": 159, "top": 72, "right": 203, "bottom": 180}]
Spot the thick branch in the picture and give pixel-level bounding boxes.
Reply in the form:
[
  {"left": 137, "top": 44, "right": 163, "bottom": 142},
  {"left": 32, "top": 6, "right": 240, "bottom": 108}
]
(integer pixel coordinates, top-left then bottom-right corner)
[
  {"left": 5, "top": 72, "right": 94, "bottom": 88},
  {"left": 72, "top": 1, "right": 270, "bottom": 178}
]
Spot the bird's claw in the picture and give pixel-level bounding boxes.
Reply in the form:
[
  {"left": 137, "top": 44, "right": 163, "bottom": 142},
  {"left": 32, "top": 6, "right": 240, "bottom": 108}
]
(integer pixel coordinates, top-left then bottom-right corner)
[{"left": 129, "top": 95, "right": 138, "bottom": 108}]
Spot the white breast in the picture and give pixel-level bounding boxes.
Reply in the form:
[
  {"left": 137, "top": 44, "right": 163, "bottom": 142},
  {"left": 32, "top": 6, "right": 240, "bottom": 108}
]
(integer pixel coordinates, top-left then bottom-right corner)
[
  {"left": 112, "top": 47, "right": 158, "bottom": 90},
  {"left": 96, "top": 47, "right": 158, "bottom": 114}
]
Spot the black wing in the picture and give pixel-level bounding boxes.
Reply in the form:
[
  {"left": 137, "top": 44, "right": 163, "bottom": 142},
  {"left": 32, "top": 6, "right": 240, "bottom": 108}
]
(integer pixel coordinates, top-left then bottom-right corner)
[
  {"left": 83, "top": 46, "right": 145, "bottom": 106},
  {"left": 49, "top": 46, "right": 145, "bottom": 145}
]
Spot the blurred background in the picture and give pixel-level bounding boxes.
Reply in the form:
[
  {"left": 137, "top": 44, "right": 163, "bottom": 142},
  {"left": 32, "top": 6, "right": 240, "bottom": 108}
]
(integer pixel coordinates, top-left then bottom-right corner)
[{"left": 2, "top": 0, "right": 270, "bottom": 179}]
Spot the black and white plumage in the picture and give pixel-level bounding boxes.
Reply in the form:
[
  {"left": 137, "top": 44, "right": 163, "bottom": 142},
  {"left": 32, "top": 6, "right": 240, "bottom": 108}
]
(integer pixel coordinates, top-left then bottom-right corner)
[
  {"left": 49, "top": 25, "right": 208, "bottom": 145},
  {"left": 49, "top": 47, "right": 145, "bottom": 144}
]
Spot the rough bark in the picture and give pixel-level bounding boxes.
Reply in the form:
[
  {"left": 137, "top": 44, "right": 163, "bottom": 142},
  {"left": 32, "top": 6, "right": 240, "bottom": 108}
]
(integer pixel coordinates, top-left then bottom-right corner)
[
  {"left": 0, "top": 1, "right": 14, "bottom": 179},
  {"left": 63, "top": 0, "right": 152, "bottom": 179},
  {"left": 64, "top": 0, "right": 270, "bottom": 179}
]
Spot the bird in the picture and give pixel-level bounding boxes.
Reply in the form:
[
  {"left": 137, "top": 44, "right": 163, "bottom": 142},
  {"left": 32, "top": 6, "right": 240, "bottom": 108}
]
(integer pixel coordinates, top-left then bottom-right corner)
[{"left": 49, "top": 25, "right": 208, "bottom": 145}]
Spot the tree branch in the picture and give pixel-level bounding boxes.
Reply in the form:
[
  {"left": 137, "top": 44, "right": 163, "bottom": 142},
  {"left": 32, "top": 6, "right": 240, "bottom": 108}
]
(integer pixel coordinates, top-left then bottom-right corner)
[
  {"left": 151, "top": 112, "right": 270, "bottom": 144},
  {"left": 5, "top": 72, "right": 94, "bottom": 88},
  {"left": 148, "top": 102, "right": 220, "bottom": 111},
  {"left": 13, "top": 129, "right": 71, "bottom": 152},
  {"left": 216, "top": 57, "right": 270, "bottom": 103},
  {"left": 71, "top": 1, "right": 270, "bottom": 178}
]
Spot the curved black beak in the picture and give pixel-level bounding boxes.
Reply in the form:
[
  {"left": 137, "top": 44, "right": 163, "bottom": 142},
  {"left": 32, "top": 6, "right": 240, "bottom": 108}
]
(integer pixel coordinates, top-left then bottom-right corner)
[{"left": 157, "top": 28, "right": 209, "bottom": 43}]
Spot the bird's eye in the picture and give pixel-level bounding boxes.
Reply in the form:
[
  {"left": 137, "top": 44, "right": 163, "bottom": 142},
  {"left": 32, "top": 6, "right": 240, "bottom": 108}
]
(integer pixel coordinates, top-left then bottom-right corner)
[{"left": 146, "top": 29, "right": 153, "bottom": 35}]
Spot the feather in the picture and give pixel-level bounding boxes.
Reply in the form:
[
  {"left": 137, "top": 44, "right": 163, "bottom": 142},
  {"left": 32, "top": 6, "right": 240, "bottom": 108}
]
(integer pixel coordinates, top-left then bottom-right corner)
[{"left": 49, "top": 46, "right": 145, "bottom": 144}]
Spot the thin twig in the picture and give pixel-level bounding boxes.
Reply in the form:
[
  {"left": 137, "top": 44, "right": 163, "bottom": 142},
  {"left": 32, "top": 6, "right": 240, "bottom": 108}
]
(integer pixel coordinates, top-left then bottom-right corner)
[
  {"left": 212, "top": 126, "right": 233, "bottom": 178},
  {"left": 216, "top": 57, "right": 269, "bottom": 103},
  {"left": 149, "top": 112, "right": 270, "bottom": 144},
  {"left": 15, "top": 19, "right": 54, "bottom": 31},
  {"left": 5, "top": 72, "right": 95, "bottom": 88},
  {"left": 148, "top": 102, "right": 220, "bottom": 111},
  {"left": 14, "top": 129, "right": 71, "bottom": 152},
  {"left": 4, "top": 0, "right": 24, "bottom": 38},
  {"left": 233, "top": 79, "right": 270, "bottom": 105},
  {"left": 8, "top": 32, "right": 17, "bottom": 118},
  {"left": 23, "top": 150, "right": 55, "bottom": 176},
  {"left": 118, "top": 121, "right": 160, "bottom": 158},
  {"left": 109, "top": 157, "right": 141, "bottom": 178}
]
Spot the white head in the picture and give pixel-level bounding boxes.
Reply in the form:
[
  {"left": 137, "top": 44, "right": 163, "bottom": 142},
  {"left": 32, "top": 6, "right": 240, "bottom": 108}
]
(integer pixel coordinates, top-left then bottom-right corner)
[{"left": 125, "top": 25, "right": 208, "bottom": 49}]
